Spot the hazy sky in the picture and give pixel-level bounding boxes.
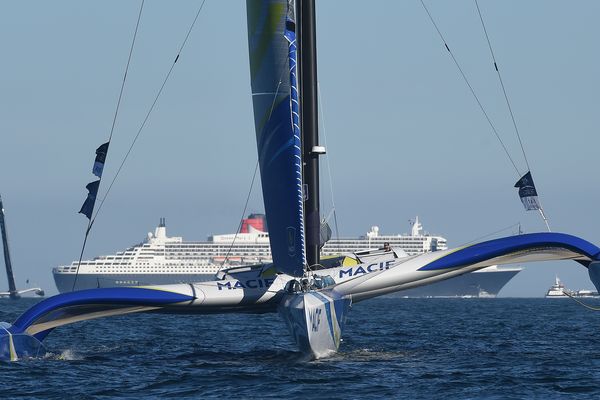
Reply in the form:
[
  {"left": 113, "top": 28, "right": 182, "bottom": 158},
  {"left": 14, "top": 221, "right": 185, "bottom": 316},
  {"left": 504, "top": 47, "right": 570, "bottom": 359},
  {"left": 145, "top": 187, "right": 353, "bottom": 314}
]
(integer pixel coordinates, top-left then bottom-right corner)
[{"left": 0, "top": 1, "right": 598, "bottom": 296}]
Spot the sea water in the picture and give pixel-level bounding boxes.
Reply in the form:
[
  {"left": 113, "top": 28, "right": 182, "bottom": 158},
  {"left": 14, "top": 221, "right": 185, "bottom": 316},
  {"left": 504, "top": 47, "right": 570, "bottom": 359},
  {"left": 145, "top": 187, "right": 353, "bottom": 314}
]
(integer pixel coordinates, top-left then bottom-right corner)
[{"left": 1, "top": 297, "right": 600, "bottom": 399}]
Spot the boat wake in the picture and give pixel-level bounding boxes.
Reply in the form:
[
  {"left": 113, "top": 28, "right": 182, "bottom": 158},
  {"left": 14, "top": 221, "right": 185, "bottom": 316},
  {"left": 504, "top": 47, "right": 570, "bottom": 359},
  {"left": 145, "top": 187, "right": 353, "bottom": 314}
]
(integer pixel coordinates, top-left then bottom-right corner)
[
  {"left": 172, "top": 347, "right": 312, "bottom": 364},
  {"left": 43, "top": 349, "right": 83, "bottom": 361},
  {"left": 319, "top": 348, "right": 410, "bottom": 363}
]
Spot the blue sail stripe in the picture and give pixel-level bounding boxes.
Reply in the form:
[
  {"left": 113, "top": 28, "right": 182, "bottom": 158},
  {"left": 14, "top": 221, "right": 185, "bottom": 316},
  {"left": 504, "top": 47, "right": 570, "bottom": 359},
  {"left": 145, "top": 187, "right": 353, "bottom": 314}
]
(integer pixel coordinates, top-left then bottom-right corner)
[
  {"left": 247, "top": 0, "right": 305, "bottom": 276},
  {"left": 267, "top": 138, "right": 295, "bottom": 167}
]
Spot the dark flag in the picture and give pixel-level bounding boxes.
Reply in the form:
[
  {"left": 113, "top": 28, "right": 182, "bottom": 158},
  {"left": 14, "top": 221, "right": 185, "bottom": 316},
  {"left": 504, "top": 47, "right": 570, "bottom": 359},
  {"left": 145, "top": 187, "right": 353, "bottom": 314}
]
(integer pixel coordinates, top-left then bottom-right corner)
[
  {"left": 79, "top": 180, "right": 100, "bottom": 219},
  {"left": 514, "top": 171, "right": 541, "bottom": 211},
  {"left": 92, "top": 142, "right": 109, "bottom": 178}
]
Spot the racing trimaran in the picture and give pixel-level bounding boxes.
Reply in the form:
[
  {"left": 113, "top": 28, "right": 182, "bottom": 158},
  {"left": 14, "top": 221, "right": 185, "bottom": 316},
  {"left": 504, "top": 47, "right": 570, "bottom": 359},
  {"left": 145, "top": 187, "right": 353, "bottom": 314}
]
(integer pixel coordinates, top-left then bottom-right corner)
[
  {"left": 1, "top": 0, "right": 599, "bottom": 361},
  {"left": 0, "top": 195, "right": 44, "bottom": 300}
]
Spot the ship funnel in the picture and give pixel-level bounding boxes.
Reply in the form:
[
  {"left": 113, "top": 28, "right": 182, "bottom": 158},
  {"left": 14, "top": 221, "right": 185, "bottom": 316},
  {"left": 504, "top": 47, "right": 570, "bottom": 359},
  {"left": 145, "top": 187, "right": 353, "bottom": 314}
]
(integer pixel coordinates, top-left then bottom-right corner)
[
  {"left": 411, "top": 216, "right": 423, "bottom": 236},
  {"left": 154, "top": 217, "right": 167, "bottom": 240}
]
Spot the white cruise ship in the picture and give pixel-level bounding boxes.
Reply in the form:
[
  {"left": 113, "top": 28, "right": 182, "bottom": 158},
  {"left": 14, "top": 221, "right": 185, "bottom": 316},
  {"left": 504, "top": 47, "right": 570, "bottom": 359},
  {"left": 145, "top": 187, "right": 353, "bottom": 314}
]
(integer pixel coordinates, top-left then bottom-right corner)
[{"left": 53, "top": 215, "right": 518, "bottom": 296}]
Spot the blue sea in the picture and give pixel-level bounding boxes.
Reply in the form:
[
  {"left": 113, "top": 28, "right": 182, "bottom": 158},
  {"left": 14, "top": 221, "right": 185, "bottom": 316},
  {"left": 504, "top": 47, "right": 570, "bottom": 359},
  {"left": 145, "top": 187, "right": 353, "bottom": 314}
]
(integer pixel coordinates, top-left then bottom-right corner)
[{"left": 2, "top": 297, "right": 600, "bottom": 399}]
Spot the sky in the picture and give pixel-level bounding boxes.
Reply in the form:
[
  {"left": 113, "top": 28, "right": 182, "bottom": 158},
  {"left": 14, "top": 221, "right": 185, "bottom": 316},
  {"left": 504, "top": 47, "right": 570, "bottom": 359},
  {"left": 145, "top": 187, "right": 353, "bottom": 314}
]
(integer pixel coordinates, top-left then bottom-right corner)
[{"left": 0, "top": 0, "right": 598, "bottom": 296}]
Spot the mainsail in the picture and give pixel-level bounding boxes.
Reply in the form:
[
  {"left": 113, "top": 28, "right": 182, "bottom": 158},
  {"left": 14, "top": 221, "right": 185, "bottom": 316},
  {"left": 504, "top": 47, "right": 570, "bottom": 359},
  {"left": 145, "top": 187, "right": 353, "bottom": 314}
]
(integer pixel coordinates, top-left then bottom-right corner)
[{"left": 247, "top": 0, "right": 305, "bottom": 276}]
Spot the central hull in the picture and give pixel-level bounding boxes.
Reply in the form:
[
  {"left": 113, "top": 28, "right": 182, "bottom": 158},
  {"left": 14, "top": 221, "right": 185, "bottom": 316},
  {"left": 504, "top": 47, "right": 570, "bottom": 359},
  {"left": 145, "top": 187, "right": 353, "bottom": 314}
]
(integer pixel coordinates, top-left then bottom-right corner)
[{"left": 279, "top": 290, "right": 351, "bottom": 359}]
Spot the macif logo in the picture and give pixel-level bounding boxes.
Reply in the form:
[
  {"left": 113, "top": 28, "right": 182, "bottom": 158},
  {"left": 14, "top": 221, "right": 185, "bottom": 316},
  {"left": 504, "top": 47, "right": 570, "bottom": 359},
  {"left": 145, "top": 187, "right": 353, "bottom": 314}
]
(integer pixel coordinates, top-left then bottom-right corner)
[
  {"left": 339, "top": 260, "right": 395, "bottom": 278},
  {"left": 308, "top": 308, "right": 322, "bottom": 332},
  {"left": 216, "top": 278, "right": 275, "bottom": 290}
]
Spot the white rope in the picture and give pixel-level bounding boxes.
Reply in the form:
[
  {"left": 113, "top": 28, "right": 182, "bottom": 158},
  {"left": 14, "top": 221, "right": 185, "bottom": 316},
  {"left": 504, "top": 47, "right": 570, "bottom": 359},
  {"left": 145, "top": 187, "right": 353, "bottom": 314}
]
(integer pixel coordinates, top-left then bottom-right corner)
[{"left": 317, "top": 82, "right": 341, "bottom": 246}]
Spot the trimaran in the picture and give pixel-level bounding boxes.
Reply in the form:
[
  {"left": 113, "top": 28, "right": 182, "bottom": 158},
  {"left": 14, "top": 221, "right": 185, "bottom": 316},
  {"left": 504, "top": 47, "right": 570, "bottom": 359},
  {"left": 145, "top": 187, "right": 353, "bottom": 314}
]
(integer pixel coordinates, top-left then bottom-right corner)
[
  {"left": 0, "top": 195, "right": 44, "bottom": 300},
  {"left": 1, "top": 0, "right": 600, "bottom": 361}
]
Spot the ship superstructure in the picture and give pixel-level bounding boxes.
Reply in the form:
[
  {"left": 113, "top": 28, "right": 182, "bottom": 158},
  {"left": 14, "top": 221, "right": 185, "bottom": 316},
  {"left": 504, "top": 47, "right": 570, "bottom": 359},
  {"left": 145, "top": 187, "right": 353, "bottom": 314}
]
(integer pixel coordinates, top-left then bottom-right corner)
[
  {"left": 325, "top": 217, "right": 446, "bottom": 256},
  {"left": 53, "top": 215, "right": 518, "bottom": 296}
]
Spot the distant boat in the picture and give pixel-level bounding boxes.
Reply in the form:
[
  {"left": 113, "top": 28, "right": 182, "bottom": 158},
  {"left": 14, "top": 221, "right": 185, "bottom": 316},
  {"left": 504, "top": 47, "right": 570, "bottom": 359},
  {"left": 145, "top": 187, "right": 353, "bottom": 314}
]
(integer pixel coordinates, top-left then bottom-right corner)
[
  {"left": 545, "top": 276, "right": 599, "bottom": 298},
  {"left": 545, "top": 276, "right": 569, "bottom": 298},
  {"left": 0, "top": 195, "right": 44, "bottom": 299}
]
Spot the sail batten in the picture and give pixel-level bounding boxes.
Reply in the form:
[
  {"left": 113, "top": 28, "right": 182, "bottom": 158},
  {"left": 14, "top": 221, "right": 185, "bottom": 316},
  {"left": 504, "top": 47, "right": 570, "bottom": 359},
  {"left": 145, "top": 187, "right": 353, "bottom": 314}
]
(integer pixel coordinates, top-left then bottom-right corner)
[{"left": 247, "top": 0, "right": 305, "bottom": 276}]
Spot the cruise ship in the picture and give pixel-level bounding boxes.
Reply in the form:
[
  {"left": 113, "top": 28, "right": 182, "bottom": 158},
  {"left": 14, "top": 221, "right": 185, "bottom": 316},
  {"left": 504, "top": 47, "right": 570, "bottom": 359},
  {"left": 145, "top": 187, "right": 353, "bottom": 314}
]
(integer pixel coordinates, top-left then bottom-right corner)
[{"left": 53, "top": 215, "right": 520, "bottom": 296}]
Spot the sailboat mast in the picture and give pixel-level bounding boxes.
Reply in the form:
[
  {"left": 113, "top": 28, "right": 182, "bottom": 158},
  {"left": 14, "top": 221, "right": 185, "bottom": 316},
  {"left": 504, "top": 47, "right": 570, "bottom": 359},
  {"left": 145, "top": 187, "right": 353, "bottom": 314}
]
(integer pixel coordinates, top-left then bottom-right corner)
[
  {"left": 298, "top": 0, "right": 321, "bottom": 268},
  {"left": 0, "top": 195, "right": 18, "bottom": 299}
]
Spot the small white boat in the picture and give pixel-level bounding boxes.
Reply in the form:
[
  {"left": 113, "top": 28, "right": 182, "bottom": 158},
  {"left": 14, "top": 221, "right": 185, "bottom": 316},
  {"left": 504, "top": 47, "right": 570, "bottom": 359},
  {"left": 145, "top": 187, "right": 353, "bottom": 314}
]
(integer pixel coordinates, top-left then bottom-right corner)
[{"left": 545, "top": 276, "right": 570, "bottom": 298}]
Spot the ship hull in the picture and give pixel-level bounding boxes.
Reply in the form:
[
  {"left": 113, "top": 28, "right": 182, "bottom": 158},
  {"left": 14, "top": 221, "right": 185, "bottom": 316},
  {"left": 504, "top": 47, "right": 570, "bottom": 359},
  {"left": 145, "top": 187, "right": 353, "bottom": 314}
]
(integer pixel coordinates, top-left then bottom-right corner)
[
  {"left": 392, "top": 268, "right": 521, "bottom": 298},
  {"left": 53, "top": 273, "right": 215, "bottom": 293}
]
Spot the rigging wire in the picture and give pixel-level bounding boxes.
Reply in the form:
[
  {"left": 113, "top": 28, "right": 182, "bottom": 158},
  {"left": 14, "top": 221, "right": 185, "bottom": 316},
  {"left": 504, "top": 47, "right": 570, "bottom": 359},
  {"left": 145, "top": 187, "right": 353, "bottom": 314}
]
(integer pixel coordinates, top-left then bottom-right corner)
[
  {"left": 317, "top": 82, "right": 341, "bottom": 249},
  {"left": 219, "top": 160, "right": 260, "bottom": 269},
  {"left": 219, "top": 64, "right": 287, "bottom": 269},
  {"left": 457, "top": 221, "right": 522, "bottom": 247},
  {"left": 91, "top": 0, "right": 207, "bottom": 227},
  {"left": 474, "top": 0, "right": 550, "bottom": 231},
  {"left": 419, "top": 0, "right": 521, "bottom": 179},
  {"left": 474, "top": 0, "right": 530, "bottom": 172},
  {"left": 73, "top": 0, "right": 145, "bottom": 291}
]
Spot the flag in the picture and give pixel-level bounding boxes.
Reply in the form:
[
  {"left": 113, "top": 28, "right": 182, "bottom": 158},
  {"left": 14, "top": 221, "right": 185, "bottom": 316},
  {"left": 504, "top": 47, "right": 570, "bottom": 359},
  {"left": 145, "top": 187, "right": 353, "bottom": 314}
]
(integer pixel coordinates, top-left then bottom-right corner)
[
  {"left": 79, "top": 180, "right": 100, "bottom": 219},
  {"left": 514, "top": 171, "right": 541, "bottom": 211},
  {"left": 92, "top": 142, "right": 109, "bottom": 177}
]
